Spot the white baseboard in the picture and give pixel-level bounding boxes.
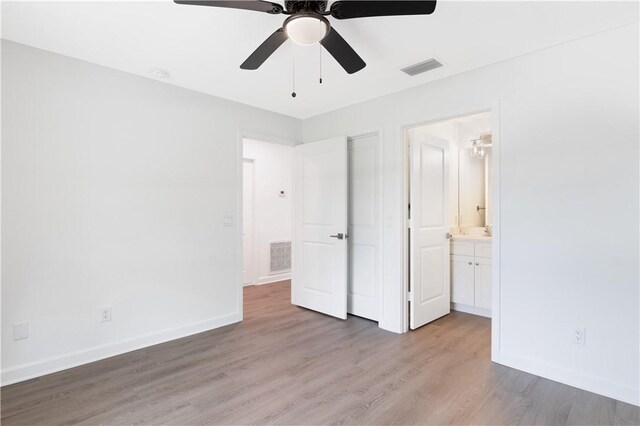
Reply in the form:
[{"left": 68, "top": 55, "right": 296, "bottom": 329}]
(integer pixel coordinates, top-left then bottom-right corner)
[
  {"left": 256, "top": 272, "right": 291, "bottom": 285},
  {"left": 497, "top": 350, "right": 639, "bottom": 406},
  {"left": 1, "top": 312, "right": 240, "bottom": 387},
  {"left": 451, "top": 303, "right": 492, "bottom": 318}
]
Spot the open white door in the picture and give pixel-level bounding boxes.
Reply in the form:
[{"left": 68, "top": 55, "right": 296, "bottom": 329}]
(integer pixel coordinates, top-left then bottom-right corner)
[
  {"left": 292, "top": 137, "right": 348, "bottom": 319},
  {"left": 409, "top": 135, "right": 451, "bottom": 329}
]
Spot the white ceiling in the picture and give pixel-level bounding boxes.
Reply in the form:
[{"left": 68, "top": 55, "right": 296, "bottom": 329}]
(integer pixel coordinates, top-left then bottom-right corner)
[{"left": 2, "top": 1, "right": 638, "bottom": 119}]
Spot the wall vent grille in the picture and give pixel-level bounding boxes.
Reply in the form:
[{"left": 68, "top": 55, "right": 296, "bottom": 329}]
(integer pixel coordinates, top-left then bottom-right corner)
[
  {"left": 270, "top": 241, "right": 291, "bottom": 273},
  {"left": 401, "top": 58, "right": 443, "bottom": 76}
]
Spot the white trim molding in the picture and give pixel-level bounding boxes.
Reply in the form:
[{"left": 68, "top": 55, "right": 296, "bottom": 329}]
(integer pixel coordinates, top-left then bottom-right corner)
[
  {"left": 255, "top": 273, "right": 292, "bottom": 285},
  {"left": 451, "top": 303, "right": 491, "bottom": 319},
  {"left": 499, "top": 351, "right": 640, "bottom": 406},
  {"left": 1, "top": 312, "right": 240, "bottom": 387}
]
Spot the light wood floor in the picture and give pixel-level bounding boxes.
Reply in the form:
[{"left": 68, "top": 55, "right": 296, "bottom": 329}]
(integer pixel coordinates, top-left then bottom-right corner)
[{"left": 2, "top": 281, "right": 638, "bottom": 425}]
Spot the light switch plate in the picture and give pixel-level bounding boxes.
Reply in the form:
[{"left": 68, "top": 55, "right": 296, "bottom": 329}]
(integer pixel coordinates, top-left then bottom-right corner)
[{"left": 223, "top": 216, "right": 233, "bottom": 227}]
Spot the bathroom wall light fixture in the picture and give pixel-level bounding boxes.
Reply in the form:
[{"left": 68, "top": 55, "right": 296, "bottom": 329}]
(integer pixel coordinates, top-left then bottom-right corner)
[{"left": 470, "top": 134, "right": 492, "bottom": 159}]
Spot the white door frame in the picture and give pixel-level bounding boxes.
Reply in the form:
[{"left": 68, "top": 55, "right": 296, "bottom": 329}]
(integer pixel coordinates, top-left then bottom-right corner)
[
  {"left": 242, "top": 158, "right": 255, "bottom": 286},
  {"left": 236, "top": 131, "right": 298, "bottom": 321},
  {"left": 400, "top": 103, "right": 502, "bottom": 363}
]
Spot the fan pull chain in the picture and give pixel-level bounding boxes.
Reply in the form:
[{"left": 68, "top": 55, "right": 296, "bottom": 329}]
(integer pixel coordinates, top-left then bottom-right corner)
[
  {"left": 319, "top": 44, "right": 323, "bottom": 84},
  {"left": 291, "top": 56, "right": 297, "bottom": 98}
]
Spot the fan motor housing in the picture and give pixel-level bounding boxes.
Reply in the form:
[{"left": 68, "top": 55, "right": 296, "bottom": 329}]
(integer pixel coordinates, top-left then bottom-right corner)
[{"left": 285, "top": 1, "right": 327, "bottom": 14}]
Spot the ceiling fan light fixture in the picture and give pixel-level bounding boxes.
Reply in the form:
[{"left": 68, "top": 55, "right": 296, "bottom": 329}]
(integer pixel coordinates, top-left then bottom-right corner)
[
  {"left": 284, "top": 14, "right": 329, "bottom": 46},
  {"left": 176, "top": 0, "right": 438, "bottom": 74}
]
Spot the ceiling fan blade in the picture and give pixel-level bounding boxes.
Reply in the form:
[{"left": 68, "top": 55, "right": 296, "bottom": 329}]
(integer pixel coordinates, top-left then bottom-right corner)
[
  {"left": 320, "top": 28, "right": 366, "bottom": 74},
  {"left": 174, "top": 0, "right": 283, "bottom": 14},
  {"left": 240, "top": 28, "right": 288, "bottom": 70},
  {"left": 330, "top": 1, "right": 436, "bottom": 19}
]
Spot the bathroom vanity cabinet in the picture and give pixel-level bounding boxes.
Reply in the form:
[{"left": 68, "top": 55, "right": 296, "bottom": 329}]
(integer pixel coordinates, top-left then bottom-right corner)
[{"left": 450, "top": 237, "right": 492, "bottom": 318}]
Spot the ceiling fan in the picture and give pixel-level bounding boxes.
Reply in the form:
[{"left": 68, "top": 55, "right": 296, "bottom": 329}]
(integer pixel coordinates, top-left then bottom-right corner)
[{"left": 174, "top": 1, "right": 437, "bottom": 74}]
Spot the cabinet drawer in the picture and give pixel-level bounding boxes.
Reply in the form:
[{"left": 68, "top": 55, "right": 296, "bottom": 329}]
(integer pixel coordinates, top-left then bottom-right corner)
[
  {"left": 475, "top": 243, "right": 492, "bottom": 258},
  {"left": 451, "top": 241, "right": 474, "bottom": 256}
]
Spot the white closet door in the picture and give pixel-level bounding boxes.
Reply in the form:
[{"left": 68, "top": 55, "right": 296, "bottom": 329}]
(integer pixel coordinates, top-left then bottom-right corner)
[
  {"left": 292, "top": 137, "right": 348, "bottom": 319},
  {"left": 347, "top": 134, "right": 380, "bottom": 321},
  {"left": 409, "top": 135, "right": 451, "bottom": 329}
]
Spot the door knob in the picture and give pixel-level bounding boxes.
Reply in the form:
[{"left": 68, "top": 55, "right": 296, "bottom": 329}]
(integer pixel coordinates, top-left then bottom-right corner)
[
  {"left": 468, "top": 261, "right": 472, "bottom": 265},
  {"left": 476, "top": 262, "right": 480, "bottom": 266},
  {"left": 330, "top": 233, "right": 344, "bottom": 240}
]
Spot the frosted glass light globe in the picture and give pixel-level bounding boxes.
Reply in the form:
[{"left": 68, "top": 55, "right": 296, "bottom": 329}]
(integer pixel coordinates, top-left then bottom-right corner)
[{"left": 285, "top": 16, "right": 329, "bottom": 45}]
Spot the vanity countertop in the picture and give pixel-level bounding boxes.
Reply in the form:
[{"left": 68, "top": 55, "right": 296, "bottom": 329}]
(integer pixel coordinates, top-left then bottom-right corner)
[{"left": 451, "top": 234, "right": 492, "bottom": 242}]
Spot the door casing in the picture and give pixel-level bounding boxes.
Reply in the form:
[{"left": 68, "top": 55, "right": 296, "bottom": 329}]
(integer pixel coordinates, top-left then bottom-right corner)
[{"left": 242, "top": 158, "right": 255, "bottom": 285}]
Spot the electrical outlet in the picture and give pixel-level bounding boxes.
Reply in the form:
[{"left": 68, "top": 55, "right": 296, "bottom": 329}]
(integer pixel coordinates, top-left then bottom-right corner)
[
  {"left": 13, "top": 322, "right": 29, "bottom": 341},
  {"left": 101, "top": 307, "right": 112, "bottom": 322},
  {"left": 573, "top": 327, "right": 586, "bottom": 345}
]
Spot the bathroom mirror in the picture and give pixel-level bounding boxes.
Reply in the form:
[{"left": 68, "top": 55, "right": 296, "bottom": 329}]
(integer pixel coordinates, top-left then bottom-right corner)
[{"left": 457, "top": 127, "right": 492, "bottom": 229}]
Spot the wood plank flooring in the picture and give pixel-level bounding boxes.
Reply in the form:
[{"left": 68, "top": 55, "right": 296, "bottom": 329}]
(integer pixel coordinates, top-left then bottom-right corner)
[{"left": 2, "top": 281, "right": 638, "bottom": 425}]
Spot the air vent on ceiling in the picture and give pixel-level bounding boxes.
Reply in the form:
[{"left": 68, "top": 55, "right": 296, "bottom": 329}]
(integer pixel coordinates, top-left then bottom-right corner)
[{"left": 401, "top": 58, "right": 443, "bottom": 76}]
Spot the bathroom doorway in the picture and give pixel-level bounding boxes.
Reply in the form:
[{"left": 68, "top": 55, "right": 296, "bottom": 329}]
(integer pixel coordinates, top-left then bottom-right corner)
[{"left": 405, "top": 110, "right": 496, "bottom": 331}]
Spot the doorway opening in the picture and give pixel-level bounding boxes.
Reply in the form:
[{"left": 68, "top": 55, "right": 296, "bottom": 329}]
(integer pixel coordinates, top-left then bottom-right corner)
[
  {"left": 240, "top": 133, "right": 383, "bottom": 324},
  {"left": 405, "top": 110, "right": 496, "bottom": 336},
  {"left": 242, "top": 138, "right": 294, "bottom": 288}
]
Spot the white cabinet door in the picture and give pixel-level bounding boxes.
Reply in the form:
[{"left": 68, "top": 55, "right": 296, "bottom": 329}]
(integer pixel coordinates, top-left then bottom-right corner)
[
  {"left": 450, "top": 255, "right": 474, "bottom": 305},
  {"left": 409, "top": 135, "right": 450, "bottom": 329},
  {"left": 474, "top": 257, "right": 492, "bottom": 309},
  {"left": 347, "top": 134, "right": 380, "bottom": 321},
  {"left": 292, "top": 137, "right": 348, "bottom": 320}
]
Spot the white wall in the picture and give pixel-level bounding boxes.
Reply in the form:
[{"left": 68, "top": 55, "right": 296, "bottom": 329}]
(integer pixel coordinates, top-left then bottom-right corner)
[
  {"left": 3, "top": 22, "right": 639, "bottom": 406},
  {"left": 1, "top": 40, "right": 301, "bottom": 385},
  {"left": 303, "top": 24, "right": 639, "bottom": 405},
  {"left": 243, "top": 138, "right": 294, "bottom": 285}
]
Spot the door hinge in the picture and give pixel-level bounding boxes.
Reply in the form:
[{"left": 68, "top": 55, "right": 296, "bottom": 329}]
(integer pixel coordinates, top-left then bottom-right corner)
[
  {"left": 407, "top": 291, "right": 414, "bottom": 302},
  {"left": 407, "top": 218, "right": 412, "bottom": 229}
]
